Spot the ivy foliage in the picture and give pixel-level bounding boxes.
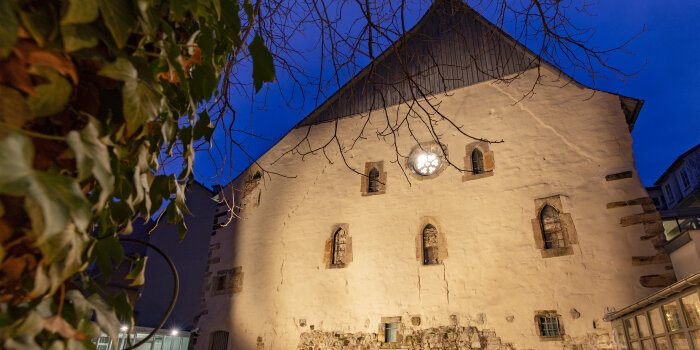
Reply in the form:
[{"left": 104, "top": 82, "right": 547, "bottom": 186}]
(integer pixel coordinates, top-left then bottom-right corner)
[{"left": 0, "top": 0, "right": 274, "bottom": 347}]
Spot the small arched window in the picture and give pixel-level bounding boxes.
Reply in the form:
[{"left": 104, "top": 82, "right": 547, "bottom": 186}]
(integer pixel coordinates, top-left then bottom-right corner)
[
  {"left": 209, "top": 330, "right": 229, "bottom": 350},
  {"left": 422, "top": 224, "right": 439, "bottom": 265},
  {"left": 332, "top": 228, "right": 348, "bottom": 265},
  {"left": 540, "top": 205, "right": 565, "bottom": 249},
  {"left": 471, "top": 149, "right": 484, "bottom": 174},
  {"left": 368, "top": 168, "right": 380, "bottom": 193}
]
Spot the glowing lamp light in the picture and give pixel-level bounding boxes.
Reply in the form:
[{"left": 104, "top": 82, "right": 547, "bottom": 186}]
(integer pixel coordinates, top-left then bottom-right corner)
[
  {"left": 170, "top": 330, "right": 179, "bottom": 336},
  {"left": 120, "top": 325, "right": 128, "bottom": 332},
  {"left": 411, "top": 150, "right": 442, "bottom": 175}
]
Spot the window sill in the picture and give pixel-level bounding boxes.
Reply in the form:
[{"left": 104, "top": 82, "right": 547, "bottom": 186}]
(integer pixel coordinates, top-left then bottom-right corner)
[
  {"left": 540, "top": 246, "right": 574, "bottom": 258},
  {"left": 538, "top": 335, "right": 564, "bottom": 341}
]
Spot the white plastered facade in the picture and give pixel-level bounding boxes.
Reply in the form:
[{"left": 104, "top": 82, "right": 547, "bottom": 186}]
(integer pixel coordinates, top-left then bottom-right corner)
[{"left": 196, "top": 68, "right": 664, "bottom": 350}]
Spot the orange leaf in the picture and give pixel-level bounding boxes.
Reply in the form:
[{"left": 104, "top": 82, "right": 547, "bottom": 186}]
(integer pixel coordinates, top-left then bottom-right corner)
[
  {"left": 0, "top": 56, "right": 37, "bottom": 95},
  {"left": 1, "top": 254, "right": 36, "bottom": 281},
  {"left": 156, "top": 71, "right": 180, "bottom": 84},
  {"left": 13, "top": 41, "right": 78, "bottom": 84},
  {"left": 189, "top": 46, "right": 201, "bottom": 65}
]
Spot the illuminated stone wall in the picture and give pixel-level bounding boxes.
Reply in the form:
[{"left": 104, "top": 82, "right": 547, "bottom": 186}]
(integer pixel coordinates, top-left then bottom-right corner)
[{"left": 194, "top": 68, "right": 667, "bottom": 350}]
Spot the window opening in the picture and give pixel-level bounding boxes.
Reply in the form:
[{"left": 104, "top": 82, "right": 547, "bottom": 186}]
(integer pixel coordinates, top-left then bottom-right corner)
[
  {"left": 666, "top": 185, "right": 675, "bottom": 203},
  {"left": 368, "top": 168, "right": 380, "bottom": 193},
  {"left": 385, "top": 323, "right": 398, "bottom": 342},
  {"left": 539, "top": 315, "right": 562, "bottom": 337},
  {"left": 540, "top": 205, "right": 566, "bottom": 249},
  {"left": 422, "top": 224, "right": 439, "bottom": 265},
  {"left": 680, "top": 170, "right": 691, "bottom": 188},
  {"left": 215, "top": 275, "right": 227, "bottom": 291},
  {"left": 331, "top": 228, "right": 347, "bottom": 266},
  {"left": 408, "top": 144, "right": 444, "bottom": 177},
  {"left": 472, "top": 148, "right": 485, "bottom": 174},
  {"left": 210, "top": 331, "right": 229, "bottom": 350}
]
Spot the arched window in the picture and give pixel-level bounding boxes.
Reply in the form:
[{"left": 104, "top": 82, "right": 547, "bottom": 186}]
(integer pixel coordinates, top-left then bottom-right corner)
[
  {"left": 209, "top": 330, "right": 229, "bottom": 350},
  {"left": 368, "top": 168, "right": 380, "bottom": 193},
  {"left": 422, "top": 224, "right": 439, "bottom": 265},
  {"left": 471, "top": 148, "right": 484, "bottom": 174},
  {"left": 540, "top": 205, "right": 565, "bottom": 249},
  {"left": 332, "top": 228, "right": 348, "bottom": 265}
]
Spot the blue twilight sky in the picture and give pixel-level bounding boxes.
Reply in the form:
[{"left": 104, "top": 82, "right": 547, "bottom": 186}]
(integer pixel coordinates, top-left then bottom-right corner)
[{"left": 190, "top": 0, "right": 700, "bottom": 188}]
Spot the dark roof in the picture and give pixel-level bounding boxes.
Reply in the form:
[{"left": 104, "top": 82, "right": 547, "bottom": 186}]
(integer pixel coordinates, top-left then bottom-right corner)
[
  {"left": 294, "top": 0, "right": 644, "bottom": 130},
  {"left": 189, "top": 179, "right": 215, "bottom": 195},
  {"left": 654, "top": 143, "right": 700, "bottom": 185}
]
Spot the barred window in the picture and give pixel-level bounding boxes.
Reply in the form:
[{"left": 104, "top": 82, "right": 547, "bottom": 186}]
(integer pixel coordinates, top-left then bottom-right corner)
[
  {"left": 332, "top": 228, "right": 348, "bottom": 266},
  {"left": 539, "top": 315, "right": 563, "bottom": 337},
  {"left": 422, "top": 224, "right": 439, "bottom": 265},
  {"left": 209, "top": 330, "right": 229, "bottom": 350},
  {"left": 471, "top": 148, "right": 484, "bottom": 174},
  {"left": 540, "top": 205, "right": 565, "bottom": 249},
  {"left": 368, "top": 168, "right": 380, "bottom": 193}
]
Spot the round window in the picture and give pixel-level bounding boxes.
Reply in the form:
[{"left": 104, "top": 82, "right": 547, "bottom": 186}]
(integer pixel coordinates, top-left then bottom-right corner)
[{"left": 408, "top": 144, "right": 445, "bottom": 176}]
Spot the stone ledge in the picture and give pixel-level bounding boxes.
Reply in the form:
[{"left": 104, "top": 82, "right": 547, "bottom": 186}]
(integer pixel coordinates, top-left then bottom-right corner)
[
  {"left": 631, "top": 254, "right": 671, "bottom": 265},
  {"left": 605, "top": 171, "right": 633, "bottom": 181},
  {"left": 620, "top": 212, "right": 661, "bottom": 227},
  {"left": 640, "top": 273, "right": 677, "bottom": 288},
  {"left": 606, "top": 197, "right": 654, "bottom": 209}
]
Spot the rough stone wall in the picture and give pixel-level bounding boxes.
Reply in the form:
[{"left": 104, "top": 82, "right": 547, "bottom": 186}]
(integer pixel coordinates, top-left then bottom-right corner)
[
  {"left": 295, "top": 325, "right": 615, "bottom": 350},
  {"left": 194, "top": 68, "right": 663, "bottom": 350}
]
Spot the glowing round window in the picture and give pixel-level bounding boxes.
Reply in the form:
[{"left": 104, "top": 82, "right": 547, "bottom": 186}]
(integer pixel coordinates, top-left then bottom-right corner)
[{"left": 408, "top": 144, "right": 445, "bottom": 176}]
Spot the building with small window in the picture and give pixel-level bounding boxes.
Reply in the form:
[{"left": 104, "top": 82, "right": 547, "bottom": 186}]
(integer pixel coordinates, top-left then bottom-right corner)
[
  {"left": 647, "top": 144, "right": 700, "bottom": 211},
  {"left": 605, "top": 272, "right": 700, "bottom": 350},
  {"left": 193, "top": 1, "right": 670, "bottom": 349}
]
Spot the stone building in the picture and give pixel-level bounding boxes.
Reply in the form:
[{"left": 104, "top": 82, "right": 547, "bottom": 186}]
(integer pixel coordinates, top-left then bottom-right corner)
[{"left": 194, "top": 1, "right": 675, "bottom": 349}]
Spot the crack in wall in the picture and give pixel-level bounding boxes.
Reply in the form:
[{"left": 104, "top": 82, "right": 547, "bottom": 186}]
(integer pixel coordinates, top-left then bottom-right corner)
[
  {"left": 278, "top": 257, "right": 285, "bottom": 291},
  {"left": 442, "top": 264, "right": 450, "bottom": 304},
  {"left": 416, "top": 266, "right": 422, "bottom": 302},
  {"left": 488, "top": 82, "right": 597, "bottom": 162}
]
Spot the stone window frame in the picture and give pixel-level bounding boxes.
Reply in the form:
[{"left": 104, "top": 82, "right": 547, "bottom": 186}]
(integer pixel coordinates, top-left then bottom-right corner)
[
  {"left": 463, "top": 141, "right": 494, "bottom": 181},
  {"left": 531, "top": 195, "right": 578, "bottom": 258},
  {"left": 361, "top": 161, "right": 387, "bottom": 196},
  {"left": 405, "top": 142, "right": 449, "bottom": 181},
  {"left": 415, "top": 217, "right": 448, "bottom": 265},
  {"left": 535, "top": 310, "right": 565, "bottom": 341},
  {"left": 211, "top": 267, "right": 243, "bottom": 296},
  {"left": 377, "top": 316, "right": 404, "bottom": 348},
  {"left": 324, "top": 224, "right": 352, "bottom": 269}
]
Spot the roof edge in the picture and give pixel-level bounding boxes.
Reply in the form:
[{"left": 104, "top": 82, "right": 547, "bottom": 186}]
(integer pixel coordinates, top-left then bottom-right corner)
[
  {"left": 654, "top": 143, "right": 700, "bottom": 185},
  {"left": 604, "top": 270, "right": 700, "bottom": 322}
]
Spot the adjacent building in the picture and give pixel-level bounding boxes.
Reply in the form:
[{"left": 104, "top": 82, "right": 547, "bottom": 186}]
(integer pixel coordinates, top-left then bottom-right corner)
[
  {"left": 603, "top": 145, "right": 700, "bottom": 350},
  {"left": 93, "top": 182, "right": 217, "bottom": 350},
  {"left": 647, "top": 144, "right": 700, "bottom": 211}
]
